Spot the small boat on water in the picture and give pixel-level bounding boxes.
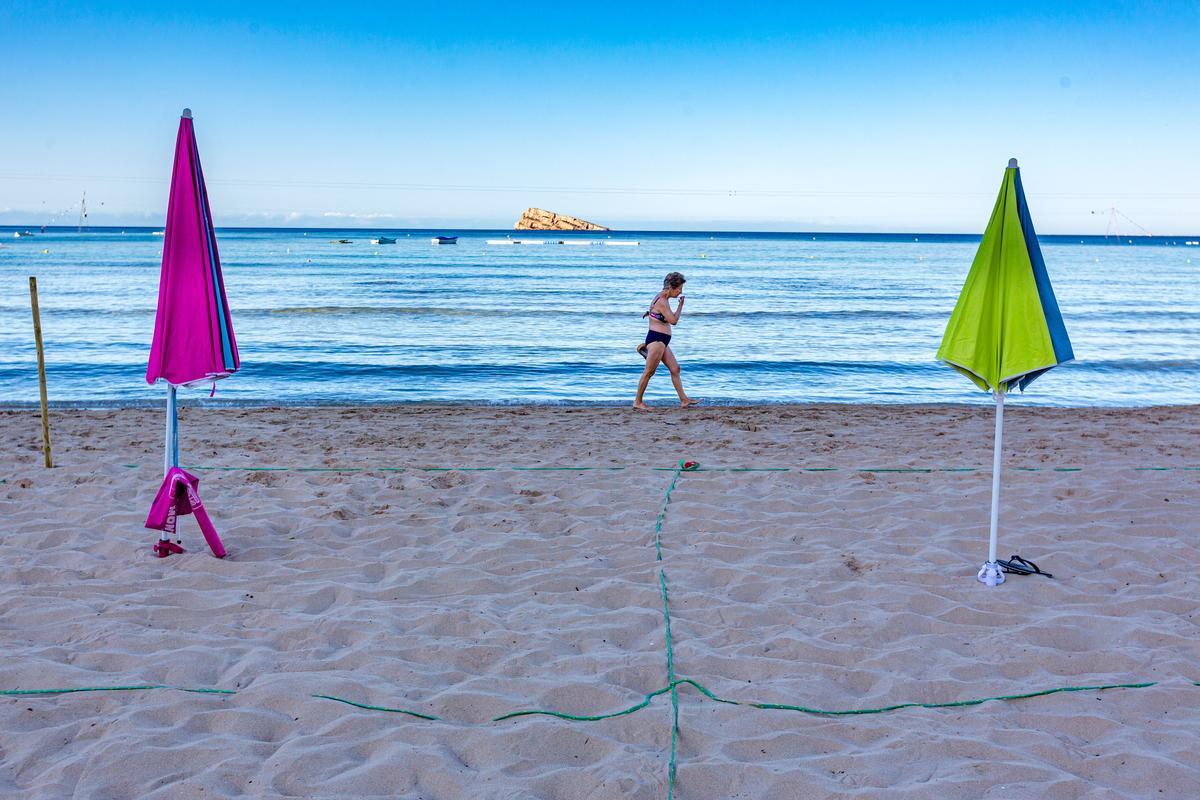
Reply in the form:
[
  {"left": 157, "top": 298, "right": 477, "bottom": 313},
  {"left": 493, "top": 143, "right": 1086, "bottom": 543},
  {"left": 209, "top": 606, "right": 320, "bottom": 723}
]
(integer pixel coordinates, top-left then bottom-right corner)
[
  {"left": 372, "top": 236, "right": 397, "bottom": 244},
  {"left": 14, "top": 230, "right": 34, "bottom": 238},
  {"left": 330, "top": 239, "right": 353, "bottom": 244},
  {"left": 431, "top": 236, "right": 458, "bottom": 245}
]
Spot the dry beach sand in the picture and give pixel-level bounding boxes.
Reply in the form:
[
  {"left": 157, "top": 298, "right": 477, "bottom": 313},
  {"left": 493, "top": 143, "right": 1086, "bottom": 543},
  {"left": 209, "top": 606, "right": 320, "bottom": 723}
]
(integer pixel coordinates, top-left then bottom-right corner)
[{"left": 1, "top": 404, "right": 1198, "bottom": 799}]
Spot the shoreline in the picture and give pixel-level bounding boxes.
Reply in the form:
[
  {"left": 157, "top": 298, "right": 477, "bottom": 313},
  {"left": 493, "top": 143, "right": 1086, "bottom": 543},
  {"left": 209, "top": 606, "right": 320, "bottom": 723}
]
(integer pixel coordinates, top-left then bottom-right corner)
[{"left": 4, "top": 400, "right": 1199, "bottom": 412}]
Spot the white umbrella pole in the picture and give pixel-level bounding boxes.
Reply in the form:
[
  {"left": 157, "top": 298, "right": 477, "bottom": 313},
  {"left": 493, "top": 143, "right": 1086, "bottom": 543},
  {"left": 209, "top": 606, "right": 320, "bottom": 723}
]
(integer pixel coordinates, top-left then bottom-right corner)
[
  {"left": 978, "top": 388, "right": 1006, "bottom": 586},
  {"left": 164, "top": 383, "right": 177, "bottom": 475}
]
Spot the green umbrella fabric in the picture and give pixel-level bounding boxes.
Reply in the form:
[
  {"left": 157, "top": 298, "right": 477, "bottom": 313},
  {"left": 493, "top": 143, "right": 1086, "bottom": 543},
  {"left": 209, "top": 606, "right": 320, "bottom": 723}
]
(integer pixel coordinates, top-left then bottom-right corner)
[{"left": 938, "top": 163, "right": 1073, "bottom": 393}]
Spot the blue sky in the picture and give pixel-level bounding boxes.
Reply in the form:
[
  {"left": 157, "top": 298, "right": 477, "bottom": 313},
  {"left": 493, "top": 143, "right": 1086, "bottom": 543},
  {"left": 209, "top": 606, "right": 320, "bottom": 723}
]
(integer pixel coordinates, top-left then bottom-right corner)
[{"left": 1, "top": 1, "right": 1197, "bottom": 232}]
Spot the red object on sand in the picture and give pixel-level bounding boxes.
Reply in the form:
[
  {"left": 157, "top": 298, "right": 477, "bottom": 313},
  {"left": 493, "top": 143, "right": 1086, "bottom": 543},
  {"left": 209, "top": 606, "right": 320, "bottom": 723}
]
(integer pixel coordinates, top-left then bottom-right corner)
[{"left": 153, "top": 540, "right": 186, "bottom": 558}]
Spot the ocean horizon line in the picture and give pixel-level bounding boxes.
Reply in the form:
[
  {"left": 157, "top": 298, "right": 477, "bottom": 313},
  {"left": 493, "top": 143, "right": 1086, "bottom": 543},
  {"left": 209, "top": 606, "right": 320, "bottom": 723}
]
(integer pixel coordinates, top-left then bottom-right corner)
[{"left": 4, "top": 224, "right": 1199, "bottom": 242}]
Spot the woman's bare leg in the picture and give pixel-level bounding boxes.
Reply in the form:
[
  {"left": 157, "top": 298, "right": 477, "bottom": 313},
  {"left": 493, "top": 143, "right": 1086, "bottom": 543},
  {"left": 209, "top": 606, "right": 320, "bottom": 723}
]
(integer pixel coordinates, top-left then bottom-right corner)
[
  {"left": 633, "top": 342, "right": 666, "bottom": 409},
  {"left": 662, "top": 347, "right": 699, "bottom": 407}
]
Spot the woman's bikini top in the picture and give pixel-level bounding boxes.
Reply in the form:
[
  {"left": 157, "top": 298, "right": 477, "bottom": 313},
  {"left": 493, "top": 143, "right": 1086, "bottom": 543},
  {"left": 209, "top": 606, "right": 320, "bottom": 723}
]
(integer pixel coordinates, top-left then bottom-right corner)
[{"left": 643, "top": 293, "right": 668, "bottom": 323}]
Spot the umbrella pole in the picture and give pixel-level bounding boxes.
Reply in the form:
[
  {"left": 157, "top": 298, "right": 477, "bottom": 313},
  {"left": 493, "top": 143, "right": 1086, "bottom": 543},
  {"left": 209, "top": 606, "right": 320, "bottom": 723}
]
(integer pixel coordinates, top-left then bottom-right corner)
[
  {"left": 978, "top": 389, "right": 1006, "bottom": 586},
  {"left": 164, "top": 383, "right": 178, "bottom": 475}
]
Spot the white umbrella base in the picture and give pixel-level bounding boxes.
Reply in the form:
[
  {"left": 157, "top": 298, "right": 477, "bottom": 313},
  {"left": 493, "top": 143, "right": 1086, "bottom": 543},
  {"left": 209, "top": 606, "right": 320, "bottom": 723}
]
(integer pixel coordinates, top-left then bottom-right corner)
[{"left": 977, "top": 561, "right": 1006, "bottom": 587}]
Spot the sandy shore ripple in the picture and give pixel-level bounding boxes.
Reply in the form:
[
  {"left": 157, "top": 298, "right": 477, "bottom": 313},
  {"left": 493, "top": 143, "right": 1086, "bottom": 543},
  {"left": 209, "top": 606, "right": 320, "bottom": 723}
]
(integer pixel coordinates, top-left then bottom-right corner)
[{"left": 1, "top": 404, "right": 1198, "bottom": 798}]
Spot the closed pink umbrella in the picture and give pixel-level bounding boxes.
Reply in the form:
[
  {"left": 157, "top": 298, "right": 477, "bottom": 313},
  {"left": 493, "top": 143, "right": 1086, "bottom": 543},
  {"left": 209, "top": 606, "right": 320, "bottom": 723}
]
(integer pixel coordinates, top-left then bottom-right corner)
[{"left": 144, "top": 108, "right": 238, "bottom": 558}]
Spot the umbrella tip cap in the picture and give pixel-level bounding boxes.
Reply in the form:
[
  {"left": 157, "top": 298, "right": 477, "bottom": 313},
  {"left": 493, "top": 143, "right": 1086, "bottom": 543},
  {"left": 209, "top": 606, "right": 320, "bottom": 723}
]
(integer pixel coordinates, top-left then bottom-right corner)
[
  {"left": 182, "top": 108, "right": 192, "bottom": 119},
  {"left": 1008, "top": 157, "right": 1018, "bottom": 168}
]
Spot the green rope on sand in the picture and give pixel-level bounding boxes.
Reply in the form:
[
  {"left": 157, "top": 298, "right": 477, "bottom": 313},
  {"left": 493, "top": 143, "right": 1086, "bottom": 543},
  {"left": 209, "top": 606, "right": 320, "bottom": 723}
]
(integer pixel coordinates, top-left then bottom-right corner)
[
  {"left": 111, "top": 462, "right": 1197, "bottom": 473},
  {"left": 0, "top": 685, "right": 236, "bottom": 696},
  {"left": 653, "top": 460, "right": 696, "bottom": 562},
  {"left": 295, "top": 467, "right": 365, "bottom": 473},
  {"left": 654, "top": 460, "right": 697, "bottom": 797},
  {"left": 418, "top": 467, "right": 491, "bottom": 472},
  {"left": 310, "top": 694, "right": 439, "bottom": 720},
  {"left": 9, "top": 679, "right": 1188, "bottom": 720},
  {"left": 752, "top": 681, "right": 1162, "bottom": 715},
  {"left": 662, "top": 569, "right": 680, "bottom": 798},
  {"left": 511, "top": 466, "right": 627, "bottom": 471},
  {"left": 669, "top": 677, "right": 1164, "bottom": 715},
  {"left": 492, "top": 684, "right": 674, "bottom": 723}
]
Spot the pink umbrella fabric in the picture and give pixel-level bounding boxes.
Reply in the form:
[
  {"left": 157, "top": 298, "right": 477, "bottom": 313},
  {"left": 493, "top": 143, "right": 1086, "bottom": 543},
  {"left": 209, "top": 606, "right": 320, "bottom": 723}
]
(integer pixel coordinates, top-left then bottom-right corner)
[
  {"left": 146, "top": 467, "right": 227, "bottom": 559},
  {"left": 146, "top": 109, "right": 239, "bottom": 387}
]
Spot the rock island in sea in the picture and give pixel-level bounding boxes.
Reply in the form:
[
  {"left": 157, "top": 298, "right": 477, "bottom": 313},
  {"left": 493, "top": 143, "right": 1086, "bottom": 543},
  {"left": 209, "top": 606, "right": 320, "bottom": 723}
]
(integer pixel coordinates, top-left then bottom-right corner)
[{"left": 514, "top": 207, "right": 609, "bottom": 230}]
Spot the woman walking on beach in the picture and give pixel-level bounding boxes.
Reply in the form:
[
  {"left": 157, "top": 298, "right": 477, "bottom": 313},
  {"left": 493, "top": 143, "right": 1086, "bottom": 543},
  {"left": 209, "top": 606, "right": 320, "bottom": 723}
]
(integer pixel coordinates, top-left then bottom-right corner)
[{"left": 634, "top": 272, "right": 699, "bottom": 410}]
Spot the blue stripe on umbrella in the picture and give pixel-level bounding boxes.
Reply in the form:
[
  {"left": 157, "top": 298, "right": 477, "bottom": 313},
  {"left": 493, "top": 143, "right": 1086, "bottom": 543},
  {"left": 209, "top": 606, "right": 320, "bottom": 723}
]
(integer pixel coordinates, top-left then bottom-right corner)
[
  {"left": 190, "top": 129, "right": 236, "bottom": 373},
  {"left": 1012, "top": 168, "right": 1073, "bottom": 391}
]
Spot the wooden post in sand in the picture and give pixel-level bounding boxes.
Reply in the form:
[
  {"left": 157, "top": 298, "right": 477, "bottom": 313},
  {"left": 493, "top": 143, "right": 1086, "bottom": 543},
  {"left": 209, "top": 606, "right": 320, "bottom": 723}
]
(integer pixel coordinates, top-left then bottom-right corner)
[{"left": 28, "top": 277, "right": 53, "bottom": 468}]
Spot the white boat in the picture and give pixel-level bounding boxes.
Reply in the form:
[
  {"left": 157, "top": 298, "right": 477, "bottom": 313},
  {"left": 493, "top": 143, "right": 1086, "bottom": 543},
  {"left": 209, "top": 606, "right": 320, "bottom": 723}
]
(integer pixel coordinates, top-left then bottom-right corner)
[
  {"left": 152, "top": 231, "right": 164, "bottom": 236},
  {"left": 604, "top": 240, "right": 639, "bottom": 246},
  {"left": 1186, "top": 241, "right": 1199, "bottom": 246}
]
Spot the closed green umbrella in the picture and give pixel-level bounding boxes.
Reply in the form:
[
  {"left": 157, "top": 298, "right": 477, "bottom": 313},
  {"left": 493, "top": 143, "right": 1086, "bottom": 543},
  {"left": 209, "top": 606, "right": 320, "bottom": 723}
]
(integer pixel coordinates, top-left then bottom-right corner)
[{"left": 938, "top": 158, "right": 1073, "bottom": 586}]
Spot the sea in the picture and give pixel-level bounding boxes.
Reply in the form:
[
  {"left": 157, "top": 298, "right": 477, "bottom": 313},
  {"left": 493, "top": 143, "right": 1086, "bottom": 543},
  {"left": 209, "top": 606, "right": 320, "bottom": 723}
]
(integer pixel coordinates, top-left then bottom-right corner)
[{"left": 1, "top": 226, "right": 1197, "bottom": 408}]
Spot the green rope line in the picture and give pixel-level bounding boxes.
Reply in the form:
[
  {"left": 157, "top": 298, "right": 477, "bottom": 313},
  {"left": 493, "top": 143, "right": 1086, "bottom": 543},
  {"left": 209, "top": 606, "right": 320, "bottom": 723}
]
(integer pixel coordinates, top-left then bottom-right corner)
[
  {"left": 653, "top": 460, "right": 696, "bottom": 561},
  {"left": 295, "top": 467, "right": 365, "bottom": 473},
  {"left": 650, "top": 466, "right": 786, "bottom": 472},
  {"left": 669, "top": 677, "right": 1167, "bottom": 715},
  {"left": 749, "top": 681, "right": 1161, "bottom": 714},
  {"left": 110, "top": 462, "right": 1200, "bottom": 474},
  {"left": 0, "top": 685, "right": 235, "bottom": 696},
  {"left": 310, "top": 694, "right": 439, "bottom": 720},
  {"left": 661, "top": 569, "right": 680, "bottom": 798},
  {"left": 488, "top": 677, "right": 1183, "bottom": 726},
  {"left": 1012, "top": 467, "right": 1084, "bottom": 472},
  {"left": 654, "top": 460, "right": 697, "bottom": 797},
  {"left": 492, "top": 684, "right": 674, "bottom": 723},
  {"left": 511, "top": 466, "right": 627, "bottom": 472},
  {"left": 9, "top": 679, "right": 1191, "bottom": 718},
  {"left": 418, "top": 467, "right": 491, "bottom": 472}
]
